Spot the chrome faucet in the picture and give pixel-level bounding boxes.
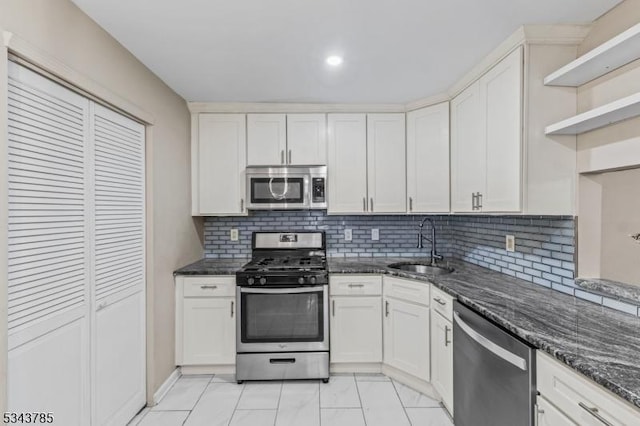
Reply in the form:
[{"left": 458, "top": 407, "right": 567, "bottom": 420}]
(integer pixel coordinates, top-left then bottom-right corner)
[{"left": 417, "top": 217, "right": 444, "bottom": 266}]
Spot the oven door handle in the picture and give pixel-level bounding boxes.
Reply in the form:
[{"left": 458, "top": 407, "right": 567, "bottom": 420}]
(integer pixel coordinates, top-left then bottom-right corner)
[{"left": 239, "top": 285, "right": 326, "bottom": 294}]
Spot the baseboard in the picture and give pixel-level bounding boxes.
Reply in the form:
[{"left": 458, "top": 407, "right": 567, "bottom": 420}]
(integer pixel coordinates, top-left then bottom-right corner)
[
  {"left": 152, "top": 368, "right": 181, "bottom": 406},
  {"left": 330, "top": 362, "right": 382, "bottom": 374},
  {"left": 180, "top": 365, "right": 235, "bottom": 375},
  {"left": 382, "top": 364, "right": 441, "bottom": 401}
]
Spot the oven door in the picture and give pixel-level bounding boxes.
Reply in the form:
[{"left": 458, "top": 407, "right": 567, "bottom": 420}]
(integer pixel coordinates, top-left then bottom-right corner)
[
  {"left": 246, "top": 173, "right": 309, "bottom": 209},
  {"left": 236, "top": 285, "right": 329, "bottom": 353}
]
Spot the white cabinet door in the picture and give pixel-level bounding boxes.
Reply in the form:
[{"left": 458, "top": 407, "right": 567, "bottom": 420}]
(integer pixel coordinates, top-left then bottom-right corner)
[
  {"left": 481, "top": 47, "right": 523, "bottom": 212},
  {"left": 196, "top": 114, "right": 247, "bottom": 215},
  {"left": 406, "top": 103, "right": 450, "bottom": 213},
  {"left": 431, "top": 311, "right": 453, "bottom": 415},
  {"left": 247, "top": 113, "right": 286, "bottom": 166},
  {"left": 451, "top": 81, "right": 483, "bottom": 212},
  {"left": 367, "top": 114, "right": 406, "bottom": 213},
  {"left": 536, "top": 397, "right": 577, "bottom": 426},
  {"left": 183, "top": 297, "right": 235, "bottom": 365},
  {"left": 383, "top": 298, "right": 430, "bottom": 381},
  {"left": 327, "top": 114, "right": 368, "bottom": 214},
  {"left": 287, "top": 114, "right": 327, "bottom": 165},
  {"left": 330, "top": 297, "right": 382, "bottom": 363}
]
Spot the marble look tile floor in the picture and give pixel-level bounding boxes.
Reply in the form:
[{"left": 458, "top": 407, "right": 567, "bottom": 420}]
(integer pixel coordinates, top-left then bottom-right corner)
[{"left": 128, "top": 373, "right": 454, "bottom": 426}]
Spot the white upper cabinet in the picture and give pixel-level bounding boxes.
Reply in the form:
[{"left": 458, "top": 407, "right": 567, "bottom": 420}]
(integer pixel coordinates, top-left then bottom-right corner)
[
  {"left": 327, "top": 114, "right": 368, "bottom": 214},
  {"left": 193, "top": 114, "right": 247, "bottom": 216},
  {"left": 247, "top": 114, "right": 287, "bottom": 165},
  {"left": 367, "top": 113, "right": 407, "bottom": 213},
  {"left": 406, "top": 103, "right": 450, "bottom": 213},
  {"left": 286, "top": 114, "right": 327, "bottom": 165},
  {"left": 247, "top": 113, "right": 326, "bottom": 165},
  {"left": 451, "top": 80, "right": 484, "bottom": 212}
]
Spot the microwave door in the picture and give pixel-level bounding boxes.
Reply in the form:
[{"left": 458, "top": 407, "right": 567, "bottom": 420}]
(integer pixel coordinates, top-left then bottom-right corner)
[{"left": 248, "top": 175, "right": 309, "bottom": 209}]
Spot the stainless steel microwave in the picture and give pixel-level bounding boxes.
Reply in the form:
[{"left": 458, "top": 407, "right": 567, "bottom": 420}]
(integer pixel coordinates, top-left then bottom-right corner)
[{"left": 246, "top": 165, "right": 327, "bottom": 210}]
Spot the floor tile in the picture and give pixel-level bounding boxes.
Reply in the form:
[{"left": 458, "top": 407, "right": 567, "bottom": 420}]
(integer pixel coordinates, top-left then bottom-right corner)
[
  {"left": 320, "top": 375, "right": 361, "bottom": 408},
  {"left": 152, "top": 376, "right": 211, "bottom": 411},
  {"left": 357, "top": 381, "right": 410, "bottom": 426},
  {"left": 276, "top": 382, "right": 320, "bottom": 426},
  {"left": 137, "top": 411, "right": 190, "bottom": 426},
  {"left": 229, "top": 409, "right": 277, "bottom": 426},
  {"left": 405, "top": 408, "right": 454, "bottom": 426},
  {"left": 355, "top": 373, "right": 391, "bottom": 382},
  {"left": 393, "top": 381, "right": 440, "bottom": 408},
  {"left": 184, "top": 382, "right": 244, "bottom": 426},
  {"left": 320, "top": 408, "right": 366, "bottom": 426},
  {"left": 211, "top": 373, "right": 237, "bottom": 383},
  {"left": 236, "top": 382, "right": 282, "bottom": 409}
]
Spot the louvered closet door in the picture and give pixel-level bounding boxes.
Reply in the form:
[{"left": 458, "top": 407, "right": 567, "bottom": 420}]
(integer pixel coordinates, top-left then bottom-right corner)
[
  {"left": 7, "top": 62, "right": 91, "bottom": 426},
  {"left": 91, "top": 103, "right": 145, "bottom": 426}
]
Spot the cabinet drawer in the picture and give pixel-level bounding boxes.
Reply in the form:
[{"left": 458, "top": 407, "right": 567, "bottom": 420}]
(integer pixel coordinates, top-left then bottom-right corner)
[
  {"left": 431, "top": 286, "right": 454, "bottom": 321},
  {"left": 537, "top": 352, "right": 640, "bottom": 425},
  {"left": 182, "top": 276, "right": 236, "bottom": 297},
  {"left": 330, "top": 275, "right": 382, "bottom": 296},
  {"left": 383, "top": 276, "right": 430, "bottom": 306}
]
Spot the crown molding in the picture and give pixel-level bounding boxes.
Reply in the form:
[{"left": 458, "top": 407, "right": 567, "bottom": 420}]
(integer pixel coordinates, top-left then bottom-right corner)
[
  {"left": 404, "top": 93, "right": 450, "bottom": 112},
  {"left": 188, "top": 102, "right": 406, "bottom": 114}
]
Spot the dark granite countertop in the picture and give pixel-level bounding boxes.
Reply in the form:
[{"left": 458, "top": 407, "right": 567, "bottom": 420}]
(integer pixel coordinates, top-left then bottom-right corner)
[
  {"left": 576, "top": 277, "right": 640, "bottom": 305},
  {"left": 174, "top": 256, "right": 640, "bottom": 409}
]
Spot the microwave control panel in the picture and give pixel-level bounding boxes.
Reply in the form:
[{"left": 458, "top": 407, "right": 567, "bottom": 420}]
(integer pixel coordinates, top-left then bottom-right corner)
[{"left": 312, "top": 178, "right": 325, "bottom": 203}]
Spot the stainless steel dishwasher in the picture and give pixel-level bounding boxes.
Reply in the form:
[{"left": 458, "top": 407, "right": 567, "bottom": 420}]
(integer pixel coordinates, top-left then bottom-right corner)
[{"left": 453, "top": 301, "right": 536, "bottom": 426}]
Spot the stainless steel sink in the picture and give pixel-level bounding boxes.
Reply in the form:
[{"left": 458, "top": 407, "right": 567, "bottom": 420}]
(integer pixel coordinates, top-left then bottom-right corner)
[{"left": 387, "top": 262, "right": 454, "bottom": 275}]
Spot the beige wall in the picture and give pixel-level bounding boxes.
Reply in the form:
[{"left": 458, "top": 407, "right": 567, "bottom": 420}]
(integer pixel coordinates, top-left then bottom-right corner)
[
  {"left": 0, "top": 0, "right": 203, "bottom": 407},
  {"left": 576, "top": 0, "right": 640, "bottom": 283}
]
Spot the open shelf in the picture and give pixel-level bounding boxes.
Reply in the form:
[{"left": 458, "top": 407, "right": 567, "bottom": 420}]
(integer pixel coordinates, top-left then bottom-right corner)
[
  {"left": 545, "top": 91, "right": 640, "bottom": 135},
  {"left": 544, "top": 22, "right": 640, "bottom": 87}
]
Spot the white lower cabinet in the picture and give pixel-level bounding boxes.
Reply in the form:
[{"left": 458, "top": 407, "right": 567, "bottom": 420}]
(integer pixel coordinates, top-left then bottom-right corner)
[
  {"left": 383, "top": 277, "right": 430, "bottom": 382},
  {"left": 431, "top": 311, "right": 453, "bottom": 415},
  {"left": 175, "top": 276, "right": 236, "bottom": 366},
  {"left": 329, "top": 275, "right": 382, "bottom": 364},
  {"left": 536, "top": 396, "right": 577, "bottom": 426}
]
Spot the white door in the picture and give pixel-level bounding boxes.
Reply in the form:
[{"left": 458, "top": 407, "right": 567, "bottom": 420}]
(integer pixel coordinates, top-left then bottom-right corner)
[
  {"left": 383, "top": 298, "right": 430, "bottom": 381},
  {"left": 327, "top": 114, "right": 368, "bottom": 214},
  {"left": 330, "top": 297, "right": 382, "bottom": 363},
  {"left": 536, "top": 397, "right": 577, "bottom": 426},
  {"left": 7, "top": 62, "right": 91, "bottom": 426},
  {"left": 451, "top": 81, "right": 483, "bottom": 212},
  {"left": 367, "top": 114, "right": 406, "bottom": 213},
  {"left": 183, "top": 298, "right": 236, "bottom": 365},
  {"left": 481, "top": 47, "right": 523, "bottom": 212},
  {"left": 196, "top": 114, "right": 247, "bottom": 215},
  {"left": 431, "top": 312, "right": 453, "bottom": 415},
  {"left": 247, "top": 113, "right": 286, "bottom": 165},
  {"left": 286, "top": 114, "right": 326, "bottom": 165},
  {"left": 406, "top": 103, "right": 450, "bottom": 213},
  {"left": 91, "top": 104, "right": 146, "bottom": 426}
]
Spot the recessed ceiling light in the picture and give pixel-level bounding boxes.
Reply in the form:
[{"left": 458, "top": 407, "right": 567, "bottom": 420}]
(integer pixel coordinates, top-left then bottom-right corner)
[{"left": 326, "top": 55, "right": 343, "bottom": 66}]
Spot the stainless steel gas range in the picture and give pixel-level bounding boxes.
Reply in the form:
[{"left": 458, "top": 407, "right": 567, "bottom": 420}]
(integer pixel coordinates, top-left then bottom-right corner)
[{"left": 235, "top": 231, "right": 329, "bottom": 383}]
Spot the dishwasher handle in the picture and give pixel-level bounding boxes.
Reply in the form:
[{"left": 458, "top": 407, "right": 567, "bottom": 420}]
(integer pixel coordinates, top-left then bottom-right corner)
[{"left": 453, "top": 311, "right": 527, "bottom": 371}]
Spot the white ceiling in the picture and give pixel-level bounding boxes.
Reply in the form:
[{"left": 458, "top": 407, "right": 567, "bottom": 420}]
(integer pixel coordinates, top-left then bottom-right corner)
[{"left": 71, "top": 0, "right": 621, "bottom": 104}]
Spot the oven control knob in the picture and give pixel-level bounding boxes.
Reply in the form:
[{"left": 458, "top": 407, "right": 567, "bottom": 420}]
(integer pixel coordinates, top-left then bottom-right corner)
[
  {"left": 298, "top": 277, "right": 305, "bottom": 285},
  {"left": 309, "top": 276, "right": 317, "bottom": 285},
  {"left": 259, "top": 277, "right": 267, "bottom": 285},
  {"left": 247, "top": 277, "right": 255, "bottom": 285}
]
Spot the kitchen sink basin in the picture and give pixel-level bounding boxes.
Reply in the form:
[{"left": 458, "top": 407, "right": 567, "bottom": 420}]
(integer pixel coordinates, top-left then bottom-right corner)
[{"left": 387, "top": 262, "right": 454, "bottom": 275}]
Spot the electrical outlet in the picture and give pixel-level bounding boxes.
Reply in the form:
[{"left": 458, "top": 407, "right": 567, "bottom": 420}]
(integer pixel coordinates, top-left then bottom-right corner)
[
  {"left": 506, "top": 235, "right": 515, "bottom": 252},
  {"left": 371, "top": 228, "right": 379, "bottom": 241},
  {"left": 344, "top": 229, "right": 352, "bottom": 241},
  {"left": 230, "top": 228, "right": 239, "bottom": 241}
]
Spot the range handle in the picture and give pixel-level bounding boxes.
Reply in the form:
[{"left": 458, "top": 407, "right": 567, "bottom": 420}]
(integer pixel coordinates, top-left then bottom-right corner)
[{"left": 453, "top": 311, "right": 527, "bottom": 371}]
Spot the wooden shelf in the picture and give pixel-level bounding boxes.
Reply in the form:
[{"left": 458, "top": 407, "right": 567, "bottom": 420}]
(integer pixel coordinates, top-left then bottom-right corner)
[
  {"left": 546, "top": 91, "right": 640, "bottom": 135},
  {"left": 544, "top": 22, "right": 640, "bottom": 87}
]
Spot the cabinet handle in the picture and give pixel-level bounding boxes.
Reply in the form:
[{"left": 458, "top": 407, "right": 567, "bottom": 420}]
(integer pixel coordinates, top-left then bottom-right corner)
[
  {"left": 578, "top": 402, "right": 613, "bottom": 426},
  {"left": 281, "top": 150, "right": 285, "bottom": 164},
  {"left": 370, "top": 198, "right": 374, "bottom": 212},
  {"left": 230, "top": 301, "right": 234, "bottom": 317},
  {"left": 434, "top": 297, "right": 446, "bottom": 306},
  {"left": 200, "top": 285, "right": 218, "bottom": 290},
  {"left": 363, "top": 197, "right": 366, "bottom": 212},
  {"left": 385, "top": 300, "right": 389, "bottom": 317},
  {"left": 409, "top": 197, "right": 413, "bottom": 212},
  {"left": 445, "top": 325, "right": 451, "bottom": 347},
  {"left": 332, "top": 300, "right": 335, "bottom": 317},
  {"left": 534, "top": 404, "right": 543, "bottom": 426},
  {"left": 348, "top": 284, "right": 364, "bottom": 288},
  {"left": 477, "top": 192, "right": 483, "bottom": 209},
  {"left": 471, "top": 192, "right": 476, "bottom": 210},
  {"left": 240, "top": 198, "right": 244, "bottom": 212},
  {"left": 288, "top": 149, "right": 292, "bottom": 164}
]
